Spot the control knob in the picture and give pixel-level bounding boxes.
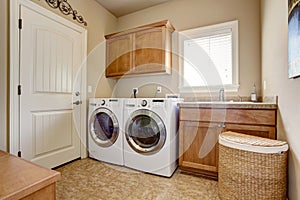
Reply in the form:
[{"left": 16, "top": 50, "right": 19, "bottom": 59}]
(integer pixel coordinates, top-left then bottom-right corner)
[
  {"left": 141, "top": 99, "right": 147, "bottom": 107},
  {"left": 101, "top": 99, "right": 105, "bottom": 106}
]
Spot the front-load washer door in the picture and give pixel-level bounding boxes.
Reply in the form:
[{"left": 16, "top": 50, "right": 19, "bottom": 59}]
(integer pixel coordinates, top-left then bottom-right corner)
[
  {"left": 125, "top": 109, "right": 166, "bottom": 155},
  {"left": 89, "top": 108, "right": 119, "bottom": 147}
]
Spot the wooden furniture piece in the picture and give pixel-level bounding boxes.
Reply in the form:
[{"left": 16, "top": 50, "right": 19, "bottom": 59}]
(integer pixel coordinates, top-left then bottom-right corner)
[
  {"left": 0, "top": 150, "right": 61, "bottom": 200},
  {"left": 178, "top": 103, "right": 277, "bottom": 179},
  {"left": 105, "top": 20, "right": 175, "bottom": 78}
]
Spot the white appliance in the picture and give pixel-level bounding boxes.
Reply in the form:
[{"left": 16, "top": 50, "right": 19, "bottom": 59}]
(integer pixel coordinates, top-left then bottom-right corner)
[
  {"left": 123, "top": 98, "right": 183, "bottom": 177},
  {"left": 88, "top": 98, "right": 124, "bottom": 165}
]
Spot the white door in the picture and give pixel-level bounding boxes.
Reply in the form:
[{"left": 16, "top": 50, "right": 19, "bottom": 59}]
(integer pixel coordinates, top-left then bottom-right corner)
[{"left": 19, "top": 5, "right": 86, "bottom": 168}]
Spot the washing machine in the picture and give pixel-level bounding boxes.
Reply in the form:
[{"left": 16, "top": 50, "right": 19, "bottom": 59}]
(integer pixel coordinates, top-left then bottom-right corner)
[
  {"left": 123, "top": 98, "right": 183, "bottom": 177},
  {"left": 88, "top": 98, "right": 124, "bottom": 165}
]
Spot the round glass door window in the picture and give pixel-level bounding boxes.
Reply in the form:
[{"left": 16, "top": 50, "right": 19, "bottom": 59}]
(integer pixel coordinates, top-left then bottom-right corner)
[
  {"left": 125, "top": 109, "right": 166, "bottom": 154},
  {"left": 89, "top": 108, "right": 119, "bottom": 147}
]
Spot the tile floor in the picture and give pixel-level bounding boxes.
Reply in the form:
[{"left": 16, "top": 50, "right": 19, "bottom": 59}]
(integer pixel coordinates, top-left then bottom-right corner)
[{"left": 55, "top": 158, "right": 219, "bottom": 200}]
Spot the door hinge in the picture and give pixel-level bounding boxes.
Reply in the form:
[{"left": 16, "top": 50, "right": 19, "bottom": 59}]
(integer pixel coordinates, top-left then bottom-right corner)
[
  {"left": 18, "top": 151, "right": 21, "bottom": 157},
  {"left": 18, "top": 19, "right": 22, "bottom": 29},
  {"left": 18, "top": 85, "right": 21, "bottom": 95}
]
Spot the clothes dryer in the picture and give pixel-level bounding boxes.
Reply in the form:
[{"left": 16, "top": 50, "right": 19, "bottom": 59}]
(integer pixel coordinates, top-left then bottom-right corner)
[
  {"left": 88, "top": 98, "right": 123, "bottom": 165},
  {"left": 123, "top": 98, "right": 183, "bottom": 177}
]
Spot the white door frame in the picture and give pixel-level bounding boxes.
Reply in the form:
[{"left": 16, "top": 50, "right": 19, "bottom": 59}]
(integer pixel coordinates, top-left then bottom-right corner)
[{"left": 10, "top": 0, "right": 88, "bottom": 158}]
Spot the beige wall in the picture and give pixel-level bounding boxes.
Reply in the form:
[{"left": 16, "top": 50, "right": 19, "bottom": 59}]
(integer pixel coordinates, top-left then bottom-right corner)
[
  {"left": 30, "top": 0, "right": 118, "bottom": 98},
  {"left": 261, "top": 0, "right": 300, "bottom": 199},
  {"left": 112, "top": 0, "right": 261, "bottom": 98},
  {"left": 0, "top": 0, "right": 8, "bottom": 151}
]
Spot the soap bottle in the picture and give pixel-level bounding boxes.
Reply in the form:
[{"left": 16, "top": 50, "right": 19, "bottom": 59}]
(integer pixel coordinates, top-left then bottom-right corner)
[{"left": 250, "top": 83, "right": 257, "bottom": 102}]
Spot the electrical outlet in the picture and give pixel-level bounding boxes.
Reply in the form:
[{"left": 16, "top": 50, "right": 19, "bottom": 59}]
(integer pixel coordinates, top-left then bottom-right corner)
[
  {"left": 157, "top": 86, "right": 162, "bottom": 93},
  {"left": 88, "top": 85, "right": 92, "bottom": 93},
  {"left": 133, "top": 87, "right": 138, "bottom": 94},
  {"left": 263, "top": 81, "right": 267, "bottom": 90}
]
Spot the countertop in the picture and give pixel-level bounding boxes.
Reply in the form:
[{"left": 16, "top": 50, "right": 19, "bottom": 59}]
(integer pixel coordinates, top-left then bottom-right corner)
[
  {"left": 178, "top": 101, "right": 277, "bottom": 109},
  {"left": 0, "top": 150, "right": 61, "bottom": 200}
]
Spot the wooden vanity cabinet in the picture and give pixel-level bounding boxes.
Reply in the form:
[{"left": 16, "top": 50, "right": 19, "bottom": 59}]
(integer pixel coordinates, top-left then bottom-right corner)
[
  {"left": 105, "top": 20, "right": 174, "bottom": 78},
  {"left": 179, "top": 107, "right": 277, "bottom": 179}
]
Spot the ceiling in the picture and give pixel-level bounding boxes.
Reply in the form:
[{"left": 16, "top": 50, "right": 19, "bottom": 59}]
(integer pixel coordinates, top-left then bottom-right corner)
[{"left": 96, "top": 0, "right": 174, "bottom": 17}]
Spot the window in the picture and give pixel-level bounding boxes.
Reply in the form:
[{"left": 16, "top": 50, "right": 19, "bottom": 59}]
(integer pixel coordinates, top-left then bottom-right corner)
[{"left": 179, "top": 20, "right": 239, "bottom": 93}]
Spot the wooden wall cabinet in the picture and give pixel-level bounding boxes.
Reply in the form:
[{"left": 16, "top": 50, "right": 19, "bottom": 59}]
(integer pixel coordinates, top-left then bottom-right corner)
[
  {"left": 179, "top": 107, "right": 277, "bottom": 179},
  {"left": 105, "top": 20, "right": 174, "bottom": 78}
]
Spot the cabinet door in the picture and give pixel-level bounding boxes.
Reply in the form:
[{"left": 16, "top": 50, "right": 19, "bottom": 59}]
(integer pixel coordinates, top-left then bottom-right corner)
[
  {"left": 223, "top": 123, "right": 276, "bottom": 139},
  {"left": 106, "top": 34, "right": 133, "bottom": 77},
  {"left": 179, "top": 121, "right": 221, "bottom": 175},
  {"left": 133, "top": 28, "right": 167, "bottom": 73}
]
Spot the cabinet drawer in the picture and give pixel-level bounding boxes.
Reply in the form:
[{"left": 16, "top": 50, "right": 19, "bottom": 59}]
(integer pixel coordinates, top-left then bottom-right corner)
[{"left": 180, "top": 108, "right": 276, "bottom": 126}]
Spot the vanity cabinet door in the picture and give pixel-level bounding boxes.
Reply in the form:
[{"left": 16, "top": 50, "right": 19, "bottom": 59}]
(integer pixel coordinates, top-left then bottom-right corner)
[
  {"left": 106, "top": 34, "right": 133, "bottom": 77},
  {"left": 179, "top": 121, "right": 221, "bottom": 179}
]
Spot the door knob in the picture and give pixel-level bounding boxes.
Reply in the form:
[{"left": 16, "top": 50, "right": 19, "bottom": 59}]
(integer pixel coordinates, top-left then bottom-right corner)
[{"left": 73, "top": 100, "right": 82, "bottom": 105}]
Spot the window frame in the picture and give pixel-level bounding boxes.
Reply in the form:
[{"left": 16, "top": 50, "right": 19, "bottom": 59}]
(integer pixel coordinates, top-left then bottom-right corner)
[{"left": 178, "top": 20, "right": 239, "bottom": 93}]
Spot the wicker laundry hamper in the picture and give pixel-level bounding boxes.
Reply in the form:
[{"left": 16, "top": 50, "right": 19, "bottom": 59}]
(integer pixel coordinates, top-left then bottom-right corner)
[{"left": 218, "top": 131, "right": 288, "bottom": 200}]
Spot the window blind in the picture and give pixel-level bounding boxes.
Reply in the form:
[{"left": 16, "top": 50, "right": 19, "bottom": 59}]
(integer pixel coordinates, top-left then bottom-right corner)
[{"left": 183, "top": 31, "right": 233, "bottom": 87}]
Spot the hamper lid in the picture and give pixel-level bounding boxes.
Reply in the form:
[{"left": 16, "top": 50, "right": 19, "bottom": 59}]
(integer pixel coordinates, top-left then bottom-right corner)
[{"left": 219, "top": 131, "right": 289, "bottom": 154}]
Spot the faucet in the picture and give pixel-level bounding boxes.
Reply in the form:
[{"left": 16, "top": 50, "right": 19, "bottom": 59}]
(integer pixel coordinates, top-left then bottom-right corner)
[
  {"left": 238, "top": 95, "right": 242, "bottom": 102},
  {"left": 219, "top": 88, "right": 225, "bottom": 101}
]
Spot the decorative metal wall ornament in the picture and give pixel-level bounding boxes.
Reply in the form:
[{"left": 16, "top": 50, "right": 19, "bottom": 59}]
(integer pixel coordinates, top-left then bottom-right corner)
[
  {"left": 288, "top": 0, "right": 300, "bottom": 15},
  {"left": 43, "top": 0, "right": 87, "bottom": 26}
]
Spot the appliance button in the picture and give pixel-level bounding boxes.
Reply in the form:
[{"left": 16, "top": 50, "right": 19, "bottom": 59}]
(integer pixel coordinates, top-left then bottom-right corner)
[{"left": 141, "top": 100, "right": 147, "bottom": 107}]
